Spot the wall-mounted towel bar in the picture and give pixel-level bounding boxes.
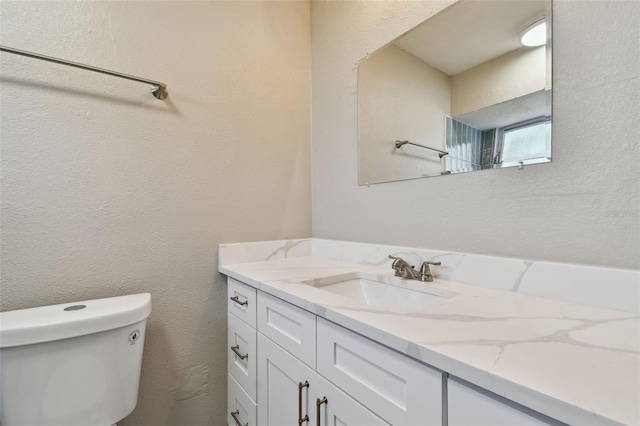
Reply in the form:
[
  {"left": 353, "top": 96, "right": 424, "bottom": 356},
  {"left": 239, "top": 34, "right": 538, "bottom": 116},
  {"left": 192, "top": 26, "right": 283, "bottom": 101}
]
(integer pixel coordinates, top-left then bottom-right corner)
[
  {"left": 0, "top": 45, "right": 168, "bottom": 100},
  {"left": 394, "top": 140, "right": 449, "bottom": 158}
]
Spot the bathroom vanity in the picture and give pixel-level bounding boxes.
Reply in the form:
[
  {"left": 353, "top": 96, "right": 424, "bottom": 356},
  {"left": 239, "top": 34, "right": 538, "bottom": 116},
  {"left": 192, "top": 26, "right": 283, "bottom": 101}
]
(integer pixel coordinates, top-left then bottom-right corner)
[{"left": 220, "top": 239, "right": 639, "bottom": 426}]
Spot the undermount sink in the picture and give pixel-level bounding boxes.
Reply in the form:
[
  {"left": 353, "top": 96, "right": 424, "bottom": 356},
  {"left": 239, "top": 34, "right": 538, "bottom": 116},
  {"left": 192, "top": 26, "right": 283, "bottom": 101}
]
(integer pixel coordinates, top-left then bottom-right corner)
[{"left": 302, "top": 272, "right": 457, "bottom": 314}]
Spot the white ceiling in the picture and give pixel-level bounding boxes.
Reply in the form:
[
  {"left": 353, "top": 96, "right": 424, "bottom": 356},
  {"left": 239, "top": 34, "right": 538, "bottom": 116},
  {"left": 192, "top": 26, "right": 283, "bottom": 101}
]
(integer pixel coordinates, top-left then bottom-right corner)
[{"left": 393, "top": 0, "right": 548, "bottom": 75}]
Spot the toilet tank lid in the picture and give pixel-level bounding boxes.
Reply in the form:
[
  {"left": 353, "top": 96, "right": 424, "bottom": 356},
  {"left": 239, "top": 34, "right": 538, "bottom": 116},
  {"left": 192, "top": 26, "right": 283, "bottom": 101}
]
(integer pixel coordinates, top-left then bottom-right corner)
[{"left": 0, "top": 293, "right": 152, "bottom": 348}]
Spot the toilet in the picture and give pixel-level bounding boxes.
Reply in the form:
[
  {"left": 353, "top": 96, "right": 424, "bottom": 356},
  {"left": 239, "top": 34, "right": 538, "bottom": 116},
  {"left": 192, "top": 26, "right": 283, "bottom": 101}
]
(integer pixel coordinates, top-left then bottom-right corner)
[{"left": 0, "top": 293, "right": 152, "bottom": 426}]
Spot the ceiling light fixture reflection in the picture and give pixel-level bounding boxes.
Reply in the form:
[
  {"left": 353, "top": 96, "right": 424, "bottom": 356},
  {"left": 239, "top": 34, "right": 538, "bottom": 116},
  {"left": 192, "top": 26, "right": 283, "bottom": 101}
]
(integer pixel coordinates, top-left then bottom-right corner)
[{"left": 520, "top": 18, "right": 547, "bottom": 47}]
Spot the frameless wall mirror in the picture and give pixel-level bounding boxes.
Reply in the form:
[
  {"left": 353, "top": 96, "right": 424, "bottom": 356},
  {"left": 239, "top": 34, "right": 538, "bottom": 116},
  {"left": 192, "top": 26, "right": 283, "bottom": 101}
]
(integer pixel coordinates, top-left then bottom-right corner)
[{"left": 358, "top": 0, "right": 552, "bottom": 185}]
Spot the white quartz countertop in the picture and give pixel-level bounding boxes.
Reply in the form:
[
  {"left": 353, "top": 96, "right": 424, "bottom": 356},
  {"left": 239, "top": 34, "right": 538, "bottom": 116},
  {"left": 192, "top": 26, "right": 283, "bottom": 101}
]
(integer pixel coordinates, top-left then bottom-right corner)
[{"left": 219, "top": 256, "right": 640, "bottom": 425}]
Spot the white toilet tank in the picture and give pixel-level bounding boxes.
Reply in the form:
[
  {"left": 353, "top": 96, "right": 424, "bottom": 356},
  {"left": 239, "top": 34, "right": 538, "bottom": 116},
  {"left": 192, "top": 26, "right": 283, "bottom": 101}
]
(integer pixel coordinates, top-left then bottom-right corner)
[{"left": 0, "top": 293, "right": 152, "bottom": 426}]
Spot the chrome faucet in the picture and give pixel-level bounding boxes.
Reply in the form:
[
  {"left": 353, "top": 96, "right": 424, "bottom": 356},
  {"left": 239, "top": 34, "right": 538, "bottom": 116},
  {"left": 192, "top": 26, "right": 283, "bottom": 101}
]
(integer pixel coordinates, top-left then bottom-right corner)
[{"left": 388, "top": 255, "right": 441, "bottom": 282}]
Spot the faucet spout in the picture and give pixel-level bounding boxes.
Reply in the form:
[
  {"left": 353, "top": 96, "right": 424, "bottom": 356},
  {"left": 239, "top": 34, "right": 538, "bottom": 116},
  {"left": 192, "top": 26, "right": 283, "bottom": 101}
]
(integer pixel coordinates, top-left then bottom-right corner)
[{"left": 388, "top": 255, "right": 420, "bottom": 279}]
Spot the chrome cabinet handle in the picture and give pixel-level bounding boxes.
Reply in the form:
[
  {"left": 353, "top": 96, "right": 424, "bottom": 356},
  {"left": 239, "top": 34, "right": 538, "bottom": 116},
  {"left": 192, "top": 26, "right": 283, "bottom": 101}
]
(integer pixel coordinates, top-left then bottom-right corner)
[
  {"left": 298, "top": 381, "right": 309, "bottom": 425},
  {"left": 230, "top": 295, "right": 248, "bottom": 306},
  {"left": 230, "top": 410, "right": 248, "bottom": 426},
  {"left": 316, "top": 396, "right": 328, "bottom": 425},
  {"left": 230, "top": 345, "right": 248, "bottom": 360}
]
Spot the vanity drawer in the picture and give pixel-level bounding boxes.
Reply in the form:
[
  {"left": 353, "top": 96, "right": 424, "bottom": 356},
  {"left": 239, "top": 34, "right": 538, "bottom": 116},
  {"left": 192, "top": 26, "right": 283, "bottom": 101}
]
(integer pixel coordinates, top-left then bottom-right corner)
[
  {"left": 228, "top": 312, "right": 257, "bottom": 401},
  {"left": 317, "top": 318, "right": 442, "bottom": 426},
  {"left": 448, "top": 378, "right": 555, "bottom": 426},
  {"left": 228, "top": 373, "right": 257, "bottom": 426},
  {"left": 257, "top": 291, "right": 316, "bottom": 368},
  {"left": 228, "top": 277, "right": 257, "bottom": 328}
]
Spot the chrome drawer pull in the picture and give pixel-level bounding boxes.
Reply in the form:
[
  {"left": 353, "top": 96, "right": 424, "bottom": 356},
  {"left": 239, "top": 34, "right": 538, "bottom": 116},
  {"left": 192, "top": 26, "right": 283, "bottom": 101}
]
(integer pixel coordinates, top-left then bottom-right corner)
[
  {"left": 298, "top": 381, "right": 309, "bottom": 425},
  {"left": 231, "top": 345, "right": 248, "bottom": 360},
  {"left": 230, "top": 295, "right": 248, "bottom": 306},
  {"left": 316, "top": 396, "right": 328, "bottom": 425},
  {"left": 230, "top": 410, "right": 248, "bottom": 426}
]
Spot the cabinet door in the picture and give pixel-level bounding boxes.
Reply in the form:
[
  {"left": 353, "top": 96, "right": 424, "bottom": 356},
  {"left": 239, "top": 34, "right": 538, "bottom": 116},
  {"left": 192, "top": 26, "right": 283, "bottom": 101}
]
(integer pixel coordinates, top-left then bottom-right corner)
[
  {"left": 257, "top": 333, "right": 317, "bottom": 426},
  {"left": 257, "top": 331, "right": 388, "bottom": 426},
  {"left": 448, "top": 378, "right": 555, "bottom": 426},
  {"left": 314, "top": 374, "right": 390, "bottom": 426}
]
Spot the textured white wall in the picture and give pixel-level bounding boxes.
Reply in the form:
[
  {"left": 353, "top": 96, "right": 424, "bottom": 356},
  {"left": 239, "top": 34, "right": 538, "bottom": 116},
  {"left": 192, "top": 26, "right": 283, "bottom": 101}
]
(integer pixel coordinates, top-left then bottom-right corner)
[
  {"left": 311, "top": 0, "right": 639, "bottom": 269},
  {"left": 0, "top": 1, "right": 310, "bottom": 425},
  {"left": 359, "top": 44, "right": 450, "bottom": 184}
]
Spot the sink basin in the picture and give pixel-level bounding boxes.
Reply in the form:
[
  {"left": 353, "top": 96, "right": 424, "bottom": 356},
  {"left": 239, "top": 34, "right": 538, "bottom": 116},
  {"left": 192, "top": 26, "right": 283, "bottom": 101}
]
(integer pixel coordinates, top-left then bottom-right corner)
[{"left": 302, "top": 272, "right": 457, "bottom": 314}]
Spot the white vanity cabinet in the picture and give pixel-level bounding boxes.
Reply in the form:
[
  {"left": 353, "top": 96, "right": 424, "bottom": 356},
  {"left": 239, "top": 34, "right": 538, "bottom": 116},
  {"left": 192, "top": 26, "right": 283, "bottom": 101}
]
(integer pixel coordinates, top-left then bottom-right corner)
[
  {"left": 227, "top": 278, "right": 258, "bottom": 426},
  {"left": 227, "top": 278, "right": 560, "bottom": 426},
  {"left": 226, "top": 277, "right": 424, "bottom": 426},
  {"left": 258, "top": 325, "right": 390, "bottom": 426},
  {"left": 255, "top": 291, "right": 389, "bottom": 426},
  {"left": 226, "top": 276, "right": 555, "bottom": 426}
]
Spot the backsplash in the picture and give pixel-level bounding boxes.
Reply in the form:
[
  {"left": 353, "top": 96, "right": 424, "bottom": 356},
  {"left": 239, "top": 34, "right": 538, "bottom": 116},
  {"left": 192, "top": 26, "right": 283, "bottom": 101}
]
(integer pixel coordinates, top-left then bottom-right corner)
[
  {"left": 219, "top": 239, "right": 311, "bottom": 265},
  {"left": 220, "top": 238, "right": 639, "bottom": 313}
]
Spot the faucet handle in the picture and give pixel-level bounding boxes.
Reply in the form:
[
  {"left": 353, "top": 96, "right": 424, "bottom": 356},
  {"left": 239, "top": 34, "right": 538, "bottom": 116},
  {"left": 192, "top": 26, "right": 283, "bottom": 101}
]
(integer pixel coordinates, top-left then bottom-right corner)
[
  {"left": 387, "top": 255, "right": 405, "bottom": 268},
  {"left": 419, "top": 261, "right": 441, "bottom": 282}
]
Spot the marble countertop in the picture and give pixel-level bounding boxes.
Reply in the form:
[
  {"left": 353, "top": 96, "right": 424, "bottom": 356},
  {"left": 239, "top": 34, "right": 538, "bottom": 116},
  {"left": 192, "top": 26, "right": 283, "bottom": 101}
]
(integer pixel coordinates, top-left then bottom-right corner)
[{"left": 219, "top": 255, "right": 640, "bottom": 425}]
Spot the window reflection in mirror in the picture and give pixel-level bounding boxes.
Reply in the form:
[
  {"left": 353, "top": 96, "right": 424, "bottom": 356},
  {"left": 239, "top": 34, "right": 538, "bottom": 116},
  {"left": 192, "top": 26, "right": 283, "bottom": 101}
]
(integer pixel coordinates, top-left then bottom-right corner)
[
  {"left": 500, "top": 118, "right": 551, "bottom": 167},
  {"left": 357, "top": 0, "right": 552, "bottom": 185}
]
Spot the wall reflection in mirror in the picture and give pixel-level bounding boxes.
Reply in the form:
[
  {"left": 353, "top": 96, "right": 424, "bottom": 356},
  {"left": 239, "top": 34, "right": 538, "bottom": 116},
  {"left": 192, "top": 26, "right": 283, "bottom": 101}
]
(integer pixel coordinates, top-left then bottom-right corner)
[{"left": 358, "top": 0, "right": 552, "bottom": 185}]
